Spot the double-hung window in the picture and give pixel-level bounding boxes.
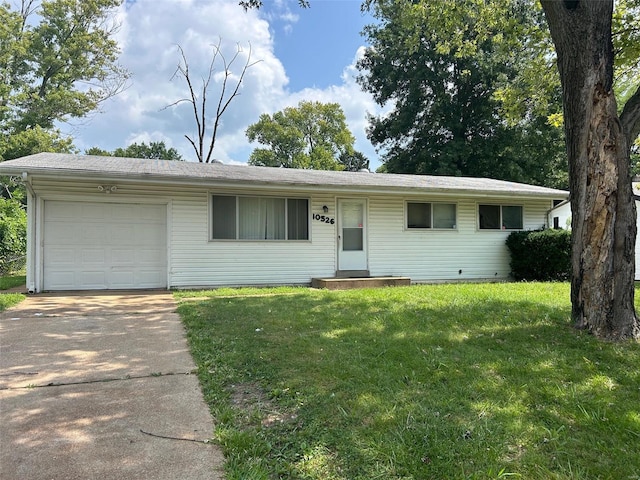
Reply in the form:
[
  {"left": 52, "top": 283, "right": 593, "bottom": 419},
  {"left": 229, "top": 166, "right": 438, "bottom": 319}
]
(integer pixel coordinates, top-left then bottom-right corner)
[
  {"left": 211, "top": 195, "right": 309, "bottom": 240},
  {"left": 478, "top": 204, "right": 523, "bottom": 230},
  {"left": 406, "top": 202, "right": 457, "bottom": 229}
]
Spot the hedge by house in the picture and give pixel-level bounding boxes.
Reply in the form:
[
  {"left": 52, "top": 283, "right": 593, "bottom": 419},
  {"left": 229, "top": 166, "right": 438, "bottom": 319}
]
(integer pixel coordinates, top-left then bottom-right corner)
[
  {"left": 506, "top": 229, "right": 571, "bottom": 281},
  {"left": 0, "top": 198, "right": 26, "bottom": 275}
]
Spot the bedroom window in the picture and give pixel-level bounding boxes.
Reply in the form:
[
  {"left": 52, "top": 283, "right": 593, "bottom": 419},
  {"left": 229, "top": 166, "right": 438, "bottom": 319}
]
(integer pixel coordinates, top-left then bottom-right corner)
[
  {"left": 406, "top": 202, "right": 456, "bottom": 229},
  {"left": 478, "top": 204, "right": 523, "bottom": 230},
  {"left": 211, "top": 195, "right": 309, "bottom": 240}
]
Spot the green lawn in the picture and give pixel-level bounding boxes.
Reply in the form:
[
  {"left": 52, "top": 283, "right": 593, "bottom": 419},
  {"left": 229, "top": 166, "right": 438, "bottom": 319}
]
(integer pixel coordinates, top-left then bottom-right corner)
[
  {"left": 176, "top": 283, "right": 640, "bottom": 480},
  {"left": 0, "top": 273, "right": 25, "bottom": 311}
]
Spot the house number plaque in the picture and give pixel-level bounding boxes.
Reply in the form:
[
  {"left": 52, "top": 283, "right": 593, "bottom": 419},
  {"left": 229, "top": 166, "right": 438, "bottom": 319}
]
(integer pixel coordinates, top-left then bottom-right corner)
[{"left": 312, "top": 213, "right": 335, "bottom": 224}]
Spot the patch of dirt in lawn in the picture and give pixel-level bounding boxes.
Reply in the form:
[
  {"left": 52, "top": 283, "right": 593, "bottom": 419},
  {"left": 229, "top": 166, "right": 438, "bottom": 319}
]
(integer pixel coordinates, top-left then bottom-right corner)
[{"left": 230, "top": 382, "right": 298, "bottom": 428}]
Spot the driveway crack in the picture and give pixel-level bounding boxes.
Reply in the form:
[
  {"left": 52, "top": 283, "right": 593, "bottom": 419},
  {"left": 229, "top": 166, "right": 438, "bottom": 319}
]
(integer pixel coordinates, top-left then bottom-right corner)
[{"left": 0, "top": 370, "right": 198, "bottom": 390}]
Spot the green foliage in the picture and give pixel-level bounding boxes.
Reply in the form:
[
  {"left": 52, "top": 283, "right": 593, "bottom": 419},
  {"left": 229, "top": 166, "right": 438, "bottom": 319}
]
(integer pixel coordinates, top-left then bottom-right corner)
[
  {"left": 339, "top": 150, "right": 370, "bottom": 172},
  {"left": 246, "top": 101, "right": 356, "bottom": 170},
  {"left": 0, "top": 273, "right": 26, "bottom": 291},
  {"left": 0, "top": 0, "right": 127, "bottom": 162},
  {"left": 177, "top": 283, "right": 640, "bottom": 479},
  {"left": 506, "top": 229, "right": 571, "bottom": 281},
  {"left": 0, "top": 292, "right": 24, "bottom": 310},
  {"left": 86, "top": 141, "right": 184, "bottom": 160},
  {"left": 612, "top": 0, "right": 640, "bottom": 90},
  {"left": 0, "top": 125, "right": 76, "bottom": 161},
  {"left": 0, "top": 198, "right": 27, "bottom": 275},
  {"left": 358, "top": 0, "right": 567, "bottom": 187},
  {"left": 0, "top": 0, "right": 128, "bottom": 131}
]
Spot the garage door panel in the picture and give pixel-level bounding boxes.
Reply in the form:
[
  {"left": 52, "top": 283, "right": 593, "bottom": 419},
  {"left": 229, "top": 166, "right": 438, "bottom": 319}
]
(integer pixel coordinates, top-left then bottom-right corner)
[
  {"left": 81, "top": 204, "right": 108, "bottom": 221},
  {"left": 82, "top": 225, "right": 108, "bottom": 243},
  {"left": 137, "top": 225, "right": 165, "bottom": 243},
  {"left": 47, "top": 201, "right": 80, "bottom": 220},
  {"left": 136, "top": 269, "right": 166, "bottom": 287},
  {"left": 110, "top": 270, "right": 135, "bottom": 288},
  {"left": 47, "top": 224, "right": 82, "bottom": 243},
  {"left": 46, "top": 271, "right": 76, "bottom": 289},
  {"left": 81, "top": 248, "right": 106, "bottom": 264},
  {"left": 44, "top": 201, "right": 167, "bottom": 290},
  {"left": 139, "top": 248, "right": 165, "bottom": 264},
  {"left": 80, "top": 271, "right": 108, "bottom": 289},
  {"left": 111, "top": 225, "right": 136, "bottom": 243},
  {"left": 47, "top": 248, "right": 76, "bottom": 264},
  {"left": 111, "top": 248, "right": 135, "bottom": 264}
]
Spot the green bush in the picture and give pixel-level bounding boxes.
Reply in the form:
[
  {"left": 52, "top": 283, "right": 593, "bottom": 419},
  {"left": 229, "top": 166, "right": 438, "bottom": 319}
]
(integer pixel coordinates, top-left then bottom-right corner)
[
  {"left": 0, "top": 198, "right": 27, "bottom": 275},
  {"left": 506, "top": 229, "right": 571, "bottom": 281}
]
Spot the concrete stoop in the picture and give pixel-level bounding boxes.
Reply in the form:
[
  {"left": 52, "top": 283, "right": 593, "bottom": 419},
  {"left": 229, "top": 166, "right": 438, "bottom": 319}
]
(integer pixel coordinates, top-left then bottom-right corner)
[{"left": 311, "top": 276, "right": 411, "bottom": 290}]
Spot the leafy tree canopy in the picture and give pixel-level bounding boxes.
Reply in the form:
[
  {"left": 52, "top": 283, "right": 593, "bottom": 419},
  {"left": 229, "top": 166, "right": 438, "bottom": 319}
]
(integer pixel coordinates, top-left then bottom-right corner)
[
  {"left": 86, "top": 141, "right": 184, "bottom": 160},
  {"left": 0, "top": 0, "right": 128, "bottom": 161},
  {"left": 358, "top": 0, "right": 567, "bottom": 188},
  {"left": 0, "top": 197, "right": 26, "bottom": 274},
  {"left": 246, "top": 101, "right": 360, "bottom": 171}
]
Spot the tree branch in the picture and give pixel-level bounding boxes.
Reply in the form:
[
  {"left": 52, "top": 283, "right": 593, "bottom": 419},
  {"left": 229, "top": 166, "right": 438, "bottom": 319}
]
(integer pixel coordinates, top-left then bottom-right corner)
[
  {"left": 620, "top": 84, "right": 640, "bottom": 146},
  {"left": 174, "top": 44, "right": 204, "bottom": 161},
  {"left": 206, "top": 42, "right": 261, "bottom": 163},
  {"left": 167, "top": 39, "right": 259, "bottom": 162}
]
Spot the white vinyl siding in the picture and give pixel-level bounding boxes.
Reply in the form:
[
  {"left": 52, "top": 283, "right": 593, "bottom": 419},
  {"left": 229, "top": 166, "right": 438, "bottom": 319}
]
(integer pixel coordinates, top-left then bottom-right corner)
[
  {"left": 171, "top": 189, "right": 334, "bottom": 288},
  {"left": 369, "top": 196, "right": 549, "bottom": 281},
  {"left": 26, "top": 176, "right": 554, "bottom": 290}
]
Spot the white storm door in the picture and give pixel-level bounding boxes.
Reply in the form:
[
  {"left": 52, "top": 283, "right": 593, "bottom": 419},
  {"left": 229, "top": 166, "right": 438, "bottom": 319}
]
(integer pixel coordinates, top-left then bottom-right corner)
[{"left": 337, "top": 199, "right": 368, "bottom": 271}]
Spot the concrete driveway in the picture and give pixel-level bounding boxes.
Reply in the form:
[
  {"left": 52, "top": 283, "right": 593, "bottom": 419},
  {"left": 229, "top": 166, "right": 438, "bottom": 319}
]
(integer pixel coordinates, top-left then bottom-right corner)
[{"left": 0, "top": 291, "right": 224, "bottom": 480}]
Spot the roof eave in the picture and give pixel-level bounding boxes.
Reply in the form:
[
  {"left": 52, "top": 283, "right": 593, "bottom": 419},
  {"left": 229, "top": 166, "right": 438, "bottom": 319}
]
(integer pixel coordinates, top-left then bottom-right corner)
[{"left": 8, "top": 167, "right": 569, "bottom": 200}]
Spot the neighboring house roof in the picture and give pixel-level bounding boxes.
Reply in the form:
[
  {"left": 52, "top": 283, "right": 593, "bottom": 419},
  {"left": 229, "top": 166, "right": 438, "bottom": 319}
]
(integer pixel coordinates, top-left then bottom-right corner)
[{"left": 0, "top": 152, "right": 569, "bottom": 199}]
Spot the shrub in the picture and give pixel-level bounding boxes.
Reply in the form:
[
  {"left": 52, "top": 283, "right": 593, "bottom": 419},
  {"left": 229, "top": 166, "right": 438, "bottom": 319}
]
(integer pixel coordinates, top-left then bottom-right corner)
[
  {"left": 0, "top": 198, "right": 27, "bottom": 275},
  {"left": 506, "top": 229, "right": 571, "bottom": 281}
]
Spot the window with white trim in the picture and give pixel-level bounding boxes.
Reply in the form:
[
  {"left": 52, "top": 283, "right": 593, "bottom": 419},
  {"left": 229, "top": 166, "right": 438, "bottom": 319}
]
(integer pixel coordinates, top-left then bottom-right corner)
[
  {"left": 211, "top": 195, "right": 309, "bottom": 240},
  {"left": 406, "top": 202, "right": 457, "bottom": 229},
  {"left": 478, "top": 204, "right": 523, "bottom": 230}
]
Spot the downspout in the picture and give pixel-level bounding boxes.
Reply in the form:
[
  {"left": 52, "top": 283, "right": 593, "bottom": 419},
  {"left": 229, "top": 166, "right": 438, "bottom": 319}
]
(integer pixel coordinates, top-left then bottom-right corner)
[{"left": 21, "top": 172, "right": 37, "bottom": 294}]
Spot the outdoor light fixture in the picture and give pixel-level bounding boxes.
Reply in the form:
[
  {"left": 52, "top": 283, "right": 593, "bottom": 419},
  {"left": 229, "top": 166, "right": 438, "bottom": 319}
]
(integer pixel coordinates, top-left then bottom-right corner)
[
  {"left": 98, "top": 185, "right": 118, "bottom": 193},
  {"left": 323, "top": 205, "right": 329, "bottom": 213}
]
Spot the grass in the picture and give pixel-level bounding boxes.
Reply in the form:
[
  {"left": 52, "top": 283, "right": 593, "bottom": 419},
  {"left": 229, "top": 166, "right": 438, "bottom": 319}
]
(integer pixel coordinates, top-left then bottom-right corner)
[
  {"left": 0, "top": 273, "right": 25, "bottom": 311},
  {"left": 176, "top": 283, "right": 640, "bottom": 480}
]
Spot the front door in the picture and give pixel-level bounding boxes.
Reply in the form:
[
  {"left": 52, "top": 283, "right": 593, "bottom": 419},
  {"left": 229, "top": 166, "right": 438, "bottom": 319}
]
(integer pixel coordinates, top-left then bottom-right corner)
[{"left": 337, "top": 199, "right": 368, "bottom": 271}]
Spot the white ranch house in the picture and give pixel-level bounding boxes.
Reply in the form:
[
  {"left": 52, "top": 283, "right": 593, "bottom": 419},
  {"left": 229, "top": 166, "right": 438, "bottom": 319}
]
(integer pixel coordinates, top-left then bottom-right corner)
[{"left": 0, "top": 153, "right": 568, "bottom": 292}]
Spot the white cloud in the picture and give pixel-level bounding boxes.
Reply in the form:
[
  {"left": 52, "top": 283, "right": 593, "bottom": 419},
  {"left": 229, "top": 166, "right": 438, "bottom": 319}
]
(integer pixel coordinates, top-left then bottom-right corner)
[{"left": 71, "top": 0, "right": 385, "bottom": 169}]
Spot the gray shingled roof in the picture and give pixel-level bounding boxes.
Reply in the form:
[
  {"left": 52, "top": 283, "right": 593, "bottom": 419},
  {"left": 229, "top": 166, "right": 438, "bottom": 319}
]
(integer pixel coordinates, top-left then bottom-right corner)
[{"left": 0, "top": 152, "right": 568, "bottom": 198}]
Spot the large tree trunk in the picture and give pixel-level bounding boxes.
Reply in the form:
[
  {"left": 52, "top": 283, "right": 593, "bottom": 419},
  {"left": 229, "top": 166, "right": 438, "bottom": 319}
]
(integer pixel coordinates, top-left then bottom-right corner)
[{"left": 541, "top": 0, "right": 640, "bottom": 340}]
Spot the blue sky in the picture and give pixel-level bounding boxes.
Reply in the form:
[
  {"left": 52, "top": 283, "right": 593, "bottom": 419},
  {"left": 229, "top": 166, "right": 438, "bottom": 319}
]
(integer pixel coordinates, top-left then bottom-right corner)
[
  {"left": 69, "top": 0, "right": 385, "bottom": 169},
  {"left": 270, "top": 1, "right": 372, "bottom": 90}
]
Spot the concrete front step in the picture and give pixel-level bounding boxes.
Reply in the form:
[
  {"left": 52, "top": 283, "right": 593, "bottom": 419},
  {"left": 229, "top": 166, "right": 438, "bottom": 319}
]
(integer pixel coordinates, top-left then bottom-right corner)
[{"left": 311, "top": 276, "right": 411, "bottom": 290}]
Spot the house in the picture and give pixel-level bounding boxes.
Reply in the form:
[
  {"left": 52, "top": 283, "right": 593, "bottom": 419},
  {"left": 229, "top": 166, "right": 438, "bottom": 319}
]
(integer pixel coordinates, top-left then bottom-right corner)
[
  {"left": 548, "top": 183, "right": 640, "bottom": 280},
  {"left": 0, "top": 153, "right": 568, "bottom": 292},
  {"left": 548, "top": 199, "right": 571, "bottom": 230}
]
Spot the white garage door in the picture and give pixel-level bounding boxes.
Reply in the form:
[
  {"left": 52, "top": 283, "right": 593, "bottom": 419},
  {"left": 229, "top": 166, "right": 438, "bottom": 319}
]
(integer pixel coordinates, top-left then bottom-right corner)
[{"left": 44, "top": 201, "right": 167, "bottom": 290}]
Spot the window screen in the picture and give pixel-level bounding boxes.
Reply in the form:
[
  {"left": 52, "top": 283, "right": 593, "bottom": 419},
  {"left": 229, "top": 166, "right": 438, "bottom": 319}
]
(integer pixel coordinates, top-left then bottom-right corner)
[
  {"left": 502, "top": 206, "right": 523, "bottom": 229},
  {"left": 287, "top": 198, "right": 309, "bottom": 240},
  {"left": 407, "top": 202, "right": 431, "bottom": 228},
  {"left": 433, "top": 203, "right": 456, "bottom": 229},
  {"left": 212, "top": 195, "right": 236, "bottom": 239}
]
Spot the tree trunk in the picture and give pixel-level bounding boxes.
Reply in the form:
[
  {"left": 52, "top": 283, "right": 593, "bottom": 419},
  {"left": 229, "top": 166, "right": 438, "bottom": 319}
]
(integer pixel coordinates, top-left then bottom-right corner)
[{"left": 541, "top": 0, "right": 640, "bottom": 340}]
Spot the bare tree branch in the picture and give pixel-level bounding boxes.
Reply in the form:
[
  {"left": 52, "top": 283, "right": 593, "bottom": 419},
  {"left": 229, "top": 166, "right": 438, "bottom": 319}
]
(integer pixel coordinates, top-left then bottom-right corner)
[{"left": 165, "top": 39, "right": 261, "bottom": 162}]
